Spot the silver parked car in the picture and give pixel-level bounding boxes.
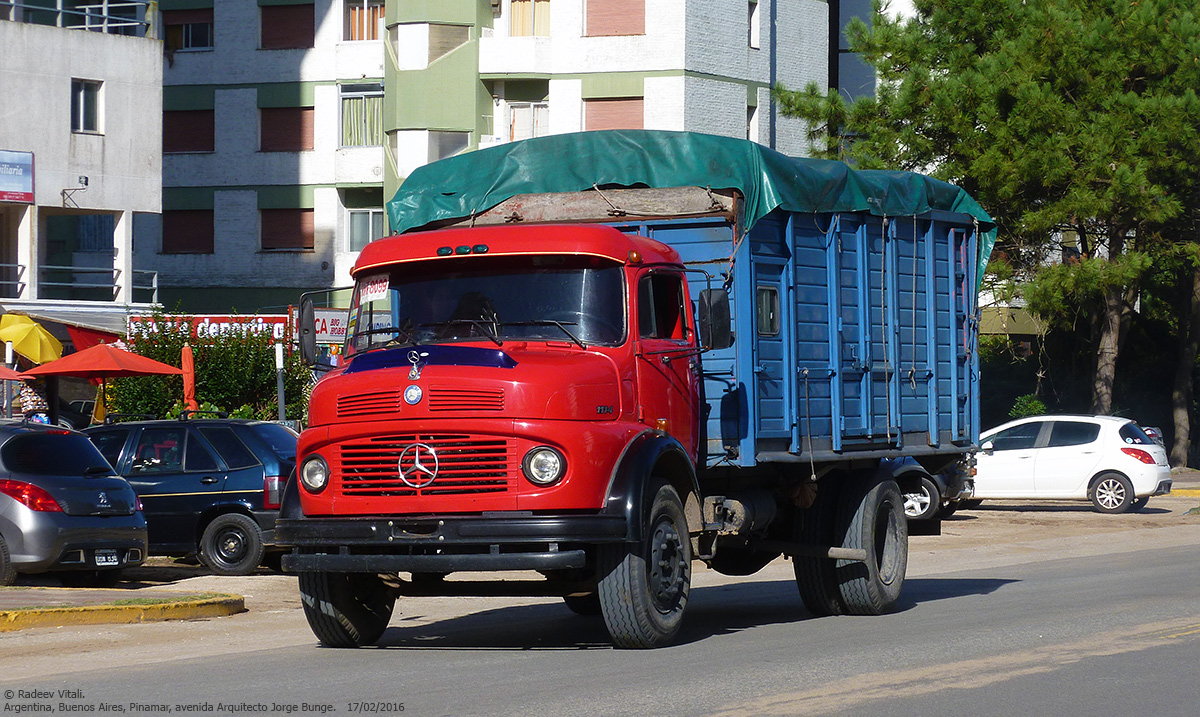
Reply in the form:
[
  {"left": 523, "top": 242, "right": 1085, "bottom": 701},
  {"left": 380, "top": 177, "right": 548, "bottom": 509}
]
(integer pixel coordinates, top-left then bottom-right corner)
[{"left": 0, "top": 421, "right": 147, "bottom": 586}]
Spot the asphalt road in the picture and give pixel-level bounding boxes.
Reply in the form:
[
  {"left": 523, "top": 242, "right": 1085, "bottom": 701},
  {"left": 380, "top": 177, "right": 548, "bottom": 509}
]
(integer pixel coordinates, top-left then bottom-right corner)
[{"left": 1, "top": 523, "right": 1198, "bottom": 716}]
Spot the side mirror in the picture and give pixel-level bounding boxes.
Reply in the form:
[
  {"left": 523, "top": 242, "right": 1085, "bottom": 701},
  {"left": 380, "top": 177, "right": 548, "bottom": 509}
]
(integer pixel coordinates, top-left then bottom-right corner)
[
  {"left": 298, "top": 297, "right": 317, "bottom": 366},
  {"left": 980, "top": 440, "right": 994, "bottom": 453},
  {"left": 698, "top": 288, "right": 732, "bottom": 350}
]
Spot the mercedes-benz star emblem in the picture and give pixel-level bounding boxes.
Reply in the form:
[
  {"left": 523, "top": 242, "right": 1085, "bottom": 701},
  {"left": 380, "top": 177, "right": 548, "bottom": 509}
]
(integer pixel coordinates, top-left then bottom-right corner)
[
  {"left": 398, "top": 443, "right": 438, "bottom": 488},
  {"left": 407, "top": 350, "right": 423, "bottom": 380}
]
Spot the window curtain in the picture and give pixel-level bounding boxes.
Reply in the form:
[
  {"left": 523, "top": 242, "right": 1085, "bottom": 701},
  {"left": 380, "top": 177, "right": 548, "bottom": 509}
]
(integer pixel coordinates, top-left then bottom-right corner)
[
  {"left": 347, "top": 1, "right": 383, "bottom": 41},
  {"left": 342, "top": 95, "right": 383, "bottom": 146},
  {"left": 510, "top": 0, "right": 531, "bottom": 36}
]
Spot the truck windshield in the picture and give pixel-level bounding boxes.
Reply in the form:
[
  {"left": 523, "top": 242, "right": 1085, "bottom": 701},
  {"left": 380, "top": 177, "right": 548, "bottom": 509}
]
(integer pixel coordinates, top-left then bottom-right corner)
[{"left": 346, "top": 255, "right": 625, "bottom": 354}]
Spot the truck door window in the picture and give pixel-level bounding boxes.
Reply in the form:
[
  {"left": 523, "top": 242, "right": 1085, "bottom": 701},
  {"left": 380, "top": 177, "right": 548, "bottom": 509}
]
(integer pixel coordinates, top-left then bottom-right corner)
[
  {"left": 756, "top": 286, "right": 779, "bottom": 336},
  {"left": 638, "top": 274, "right": 687, "bottom": 340}
]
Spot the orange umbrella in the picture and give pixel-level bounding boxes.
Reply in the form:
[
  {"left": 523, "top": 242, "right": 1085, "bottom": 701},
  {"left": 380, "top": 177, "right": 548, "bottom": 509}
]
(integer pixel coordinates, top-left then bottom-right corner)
[
  {"left": 182, "top": 343, "right": 199, "bottom": 411},
  {"left": 0, "top": 365, "right": 24, "bottom": 381},
  {"left": 20, "top": 343, "right": 182, "bottom": 379}
]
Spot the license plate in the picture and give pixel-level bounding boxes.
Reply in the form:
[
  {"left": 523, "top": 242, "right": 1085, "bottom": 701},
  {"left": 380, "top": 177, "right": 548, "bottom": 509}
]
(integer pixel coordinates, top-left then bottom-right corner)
[{"left": 95, "top": 549, "right": 119, "bottom": 567}]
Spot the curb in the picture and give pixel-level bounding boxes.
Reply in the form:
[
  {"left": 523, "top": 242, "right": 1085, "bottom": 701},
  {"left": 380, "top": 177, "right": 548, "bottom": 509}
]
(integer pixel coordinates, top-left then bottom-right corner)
[
  {"left": 1172, "top": 489, "right": 1200, "bottom": 497},
  {"left": 0, "top": 594, "right": 245, "bottom": 632}
]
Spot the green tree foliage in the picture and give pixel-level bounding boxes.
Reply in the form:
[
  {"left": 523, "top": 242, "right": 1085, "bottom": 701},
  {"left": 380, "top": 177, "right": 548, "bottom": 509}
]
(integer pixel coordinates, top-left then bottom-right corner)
[
  {"left": 1008, "top": 394, "right": 1047, "bottom": 420},
  {"left": 107, "top": 314, "right": 311, "bottom": 422},
  {"left": 775, "top": 0, "right": 1200, "bottom": 418}
]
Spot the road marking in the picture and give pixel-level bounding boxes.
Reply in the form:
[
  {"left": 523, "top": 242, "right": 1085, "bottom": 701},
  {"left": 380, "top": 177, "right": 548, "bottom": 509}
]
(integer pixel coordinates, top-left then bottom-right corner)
[
  {"left": 709, "top": 617, "right": 1200, "bottom": 716},
  {"left": 1171, "top": 488, "right": 1200, "bottom": 497}
]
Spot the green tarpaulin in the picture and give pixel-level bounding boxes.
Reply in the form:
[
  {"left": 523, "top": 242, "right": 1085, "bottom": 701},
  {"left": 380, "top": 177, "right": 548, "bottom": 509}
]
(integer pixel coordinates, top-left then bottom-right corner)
[{"left": 387, "top": 130, "right": 995, "bottom": 283}]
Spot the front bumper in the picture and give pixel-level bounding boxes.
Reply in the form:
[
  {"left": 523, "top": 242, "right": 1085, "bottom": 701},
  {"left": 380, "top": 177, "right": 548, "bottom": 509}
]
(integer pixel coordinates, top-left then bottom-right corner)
[{"left": 277, "top": 513, "right": 627, "bottom": 573}]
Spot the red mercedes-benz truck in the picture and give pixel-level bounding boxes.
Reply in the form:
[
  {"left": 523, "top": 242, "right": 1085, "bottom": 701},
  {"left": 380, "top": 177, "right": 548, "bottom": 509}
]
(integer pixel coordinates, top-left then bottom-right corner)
[{"left": 279, "top": 131, "right": 992, "bottom": 648}]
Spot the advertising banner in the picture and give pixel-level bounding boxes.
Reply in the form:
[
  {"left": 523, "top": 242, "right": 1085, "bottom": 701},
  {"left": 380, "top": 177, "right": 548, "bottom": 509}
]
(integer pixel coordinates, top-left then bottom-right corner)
[
  {"left": 128, "top": 314, "right": 289, "bottom": 340},
  {"left": 0, "top": 150, "right": 34, "bottom": 204}
]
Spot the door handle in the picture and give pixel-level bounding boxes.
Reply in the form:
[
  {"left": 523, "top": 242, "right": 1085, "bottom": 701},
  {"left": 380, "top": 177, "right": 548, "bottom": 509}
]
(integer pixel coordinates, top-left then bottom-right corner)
[{"left": 200, "top": 476, "right": 219, "bottom": 484}]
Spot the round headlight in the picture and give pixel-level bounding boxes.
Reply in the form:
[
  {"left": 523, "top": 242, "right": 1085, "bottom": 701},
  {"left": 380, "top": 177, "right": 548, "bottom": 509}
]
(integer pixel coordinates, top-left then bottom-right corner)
[
  {"left": 300, "top": 456, "right": 329, "bottom": 493},
  {"left": 522, "top": 447, "right": 565, "bottom": 486}
]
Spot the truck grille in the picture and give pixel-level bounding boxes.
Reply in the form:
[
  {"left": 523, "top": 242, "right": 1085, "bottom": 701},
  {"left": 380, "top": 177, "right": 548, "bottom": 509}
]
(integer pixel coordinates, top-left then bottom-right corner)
[
  {"left": 336, "top": 386, "right": 504, "bottom": 417},
  {"left": 428, "top": 386, "right": 504, "bottom": 411},
  {"left": 338, "top": 433, "right": 514, "bottom": 497},
  {"left": 337, "top": 389, "right": 401, "bottom": 418}
]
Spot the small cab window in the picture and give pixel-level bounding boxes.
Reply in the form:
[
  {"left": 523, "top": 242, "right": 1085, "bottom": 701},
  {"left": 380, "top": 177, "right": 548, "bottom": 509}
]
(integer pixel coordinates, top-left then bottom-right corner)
[
  {"left": 2, "top": 434, "right": 111, "bottom": 475},
  {"left": 989, "top": 422, "right": 1042, "bottom": 451},
  {"left": 87, "top": 430, "right": 129, "bottom": 468},
  {"left": 1046, "top": 421, "right": 1101, "bottom": 448},
  {"left": 756, "top": 286, "right": 779, "bottom": 336},
  {"left": 199, "top": 427, "right": 259, "bottom": 470},
  {"left": 131, "top": 427, "right": 188, "bottom": 474},
  {"left": 1119, "top": 423, "right": 1153, "bottom": 445},
  {"left": 638, "top": 274, "right": 688, "bottom": 340}
]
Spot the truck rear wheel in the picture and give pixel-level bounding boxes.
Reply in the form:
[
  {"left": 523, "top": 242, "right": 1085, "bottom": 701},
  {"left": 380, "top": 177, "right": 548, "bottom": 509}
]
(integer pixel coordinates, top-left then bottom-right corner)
[
  {"left": 597, "top": 480, "right": 691, "bottom": 648},
  {"left": 298, "top": 571, "right": 396, "bottom": 648},
  {"left": 835, "top": 477, "right": 908, "bottom": 615},
  {"left": 793, "top": 477, "right": 845, "bottom": 617}
]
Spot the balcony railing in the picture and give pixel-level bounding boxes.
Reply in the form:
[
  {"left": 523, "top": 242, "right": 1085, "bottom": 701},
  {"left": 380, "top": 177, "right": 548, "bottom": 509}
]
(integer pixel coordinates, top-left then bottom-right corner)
[
  {"left": 0, "top": 0, "right": 152, "bottom": 37},
  {"left": 37, "top": 264, "right": 158, "bottom": 304}
]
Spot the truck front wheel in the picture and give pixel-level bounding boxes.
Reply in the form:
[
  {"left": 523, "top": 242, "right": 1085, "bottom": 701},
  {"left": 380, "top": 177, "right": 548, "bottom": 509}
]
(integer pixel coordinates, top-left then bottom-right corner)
[
  {"left": 298, "top": 571, "right": 396, "bottom": 648},
  {"left": 835, "top": 477, "right": 908, "bottom": 615},
  {"left": 597, "top": 480, "right": 692, "bottom": 648}
]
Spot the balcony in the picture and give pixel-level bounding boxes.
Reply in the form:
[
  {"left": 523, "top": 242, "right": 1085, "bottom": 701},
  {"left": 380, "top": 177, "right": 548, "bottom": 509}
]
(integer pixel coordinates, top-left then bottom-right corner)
[{"left": 0, "top": 0, "right": 153, "bottom": 37}]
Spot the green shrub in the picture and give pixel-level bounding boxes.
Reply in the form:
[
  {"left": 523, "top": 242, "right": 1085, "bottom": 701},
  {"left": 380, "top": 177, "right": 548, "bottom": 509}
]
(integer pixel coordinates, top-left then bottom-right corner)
[{"left": 1009, "top": 393, "right": 1047, "bottom": 420}]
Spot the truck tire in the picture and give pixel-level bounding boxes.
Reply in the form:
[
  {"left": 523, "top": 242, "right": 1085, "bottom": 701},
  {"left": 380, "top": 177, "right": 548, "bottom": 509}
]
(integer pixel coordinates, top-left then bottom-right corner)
[
  {"left": 199, "top": 513, "right": 265, "bottom": 576},
  {"left": 597, "top": 480, "right": 691, "bottom": 648},
  {"left": 902, "top": 476, "right": 941, "bottom": 520},
  {"left": 1090, "top": 472, "right": 1135, "bottom": 513},
  {"left": 835, "top": 477, "right": 908, "bottom": 615},
  {"left": 298, "top": 571, "right": 396, "bottom": 648},
  {"left": 792, "top": 478, "right": 845, "bottom": 617}
]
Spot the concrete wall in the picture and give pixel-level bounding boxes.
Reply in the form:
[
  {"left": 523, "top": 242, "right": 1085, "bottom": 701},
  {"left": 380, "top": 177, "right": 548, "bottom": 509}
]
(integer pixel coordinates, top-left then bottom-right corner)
[{"left": 0, "top": 21, "right": 162, "bottom": 212}]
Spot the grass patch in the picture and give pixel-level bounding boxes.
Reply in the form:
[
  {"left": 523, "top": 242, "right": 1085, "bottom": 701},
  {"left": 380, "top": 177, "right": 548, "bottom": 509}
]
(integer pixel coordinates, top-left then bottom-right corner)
[{"left": 111, "top": 593, "right": 227, "bottom": 606}]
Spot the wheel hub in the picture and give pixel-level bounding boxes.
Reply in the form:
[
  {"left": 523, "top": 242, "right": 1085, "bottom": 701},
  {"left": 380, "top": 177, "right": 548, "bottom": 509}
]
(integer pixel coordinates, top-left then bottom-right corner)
[
  {"left": 219, "top": 532, "right": 246, "bottom": 560},
  {"left": 648, "top": 519, "right": 685, "bottom": 612}
]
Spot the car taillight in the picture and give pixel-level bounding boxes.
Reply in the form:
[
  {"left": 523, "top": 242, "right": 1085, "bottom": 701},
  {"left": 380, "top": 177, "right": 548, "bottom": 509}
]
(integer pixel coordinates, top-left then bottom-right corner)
[
  {"left": 0, "top": 479, "right": 64, "bottom": 512},
  {"left": 263, "top": 475, "right": 282, "bottom": 510},
  {"left": 1121, "top": 447, "right": 1156, "bottom": 465}
]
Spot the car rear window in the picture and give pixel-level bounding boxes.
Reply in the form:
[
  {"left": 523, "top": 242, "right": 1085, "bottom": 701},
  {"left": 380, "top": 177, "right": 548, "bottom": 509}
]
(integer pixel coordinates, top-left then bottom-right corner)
[
  {"left": 87, "top": 429, "right": 129, "bottom": 467},
  {"left": 244, "top": 423, "right": 298, "bottom": 461},
  {"left": 2, "top": 433, "right": 111, "bottom": 475},
  {"left": 1119, "top": 423, "right": 1153, "bottom": 445},
  {"left": 198, "top": 426, "right": 259, "bottom": 469},
  {"left": 1047, "top": 421, "right": 1101, "bottom": 447}
]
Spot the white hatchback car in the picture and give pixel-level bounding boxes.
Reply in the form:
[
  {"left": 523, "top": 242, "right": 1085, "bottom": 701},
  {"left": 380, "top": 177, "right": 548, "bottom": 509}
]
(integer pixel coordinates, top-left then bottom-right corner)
[{"left": 973, "top": 415, "right": 1172, "bottom": 513}]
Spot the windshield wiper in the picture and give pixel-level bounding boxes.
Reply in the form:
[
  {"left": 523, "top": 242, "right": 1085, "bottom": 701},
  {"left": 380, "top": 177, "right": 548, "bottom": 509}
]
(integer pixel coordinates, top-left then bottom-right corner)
[
  {"left": 419, "top": 320, "right": 504, "bottom": 347},
  {"left": 355, "top": 325, "right": 418, "bottom": 352},
  {"left": 501, "top": 321, "right": 586, "bottom": 349}
]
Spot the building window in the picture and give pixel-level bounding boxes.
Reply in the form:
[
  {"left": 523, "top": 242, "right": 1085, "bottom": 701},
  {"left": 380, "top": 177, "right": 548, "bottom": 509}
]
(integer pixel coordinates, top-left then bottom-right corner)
[
  {"left": 510, "top": 0, "right": 550, "bottom": 37},
  {"left": 748, "top": 1, "right": 760, "bottom": 48},
  {"left": 163, "top": 9, "right": 214, "bottom": 51},
  {"left": 71, "top": 79, "right": 101, "bottom": 133},
  {"left": 584, "top": 98, "right": 643, "bottom": 131},
  {"left": 261, "top": 107, "right": 314, "bottom": 152},
  {"left": 163, "top": 110, "right": 215, "bottom": 153},
  {"left": 429, "top": 131, "right": 469, "bottom": 162},
  {"left": 341, "top": 84, "right": 384, "bottom": 147},
  {"left": 261, "top": 209, "right": 315, "bottom": 251},
  {"left": 162, "top": 210, "right": 214, "bottom": 254},
  {"left": 344, "top": 0, "right": 383, "bottom": 41},
  {"left": 347, "top": 208, "right": 386, "bottom": 252},
  {"left": 261, "top": 3, "right": 315, "bottom": 50},
  {"left": 508, "top": 102, "right": 548, "bottom": 142},
  {"left": 585, "top": 0, "right": 644, "bottom": 36}
]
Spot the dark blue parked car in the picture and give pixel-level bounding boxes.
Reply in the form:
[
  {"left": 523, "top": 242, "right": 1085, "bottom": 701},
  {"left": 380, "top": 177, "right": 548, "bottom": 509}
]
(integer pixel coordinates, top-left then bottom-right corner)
[{"left": 84, "top": 416, "right": 297, "bottom": 575}]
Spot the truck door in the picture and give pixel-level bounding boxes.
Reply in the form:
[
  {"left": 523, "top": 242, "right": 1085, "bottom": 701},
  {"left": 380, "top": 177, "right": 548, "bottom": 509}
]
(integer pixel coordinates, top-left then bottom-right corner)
[
  {"left": 635, "top": 270, "right": 700, "bottom": 460},
  {"left": 752, "top": 258, "right": 793, "bottom": 441}
]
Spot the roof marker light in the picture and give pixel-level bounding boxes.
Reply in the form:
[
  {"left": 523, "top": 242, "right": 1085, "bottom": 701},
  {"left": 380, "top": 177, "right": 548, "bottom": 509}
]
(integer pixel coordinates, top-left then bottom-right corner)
[
  {"left": 473, "top": 244, "right": 489, "bottom": 254},
  {"left": 456, "top": 245, "right": 472, "bottom": 255},
  {"left": 437, "top": 246, "right": 453, "bottom": 256},
  {"left": 628, "top": 250, "right": 643, "bottom": 264}
]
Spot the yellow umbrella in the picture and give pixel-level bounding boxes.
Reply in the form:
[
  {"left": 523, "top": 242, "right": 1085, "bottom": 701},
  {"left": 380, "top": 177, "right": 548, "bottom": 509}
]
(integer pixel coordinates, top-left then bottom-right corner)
[{"left": 0, "top": 314, "right": 63, "bottom": 364}]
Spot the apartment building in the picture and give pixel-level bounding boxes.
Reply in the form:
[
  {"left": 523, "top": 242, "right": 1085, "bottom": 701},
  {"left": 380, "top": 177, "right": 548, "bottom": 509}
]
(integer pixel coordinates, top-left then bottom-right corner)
[
  {"left": 152, "top": 0, "right": 838, "bottom": 312},
  {"left": 0, "top": 2, "right": 162, "bottom": 335}
]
